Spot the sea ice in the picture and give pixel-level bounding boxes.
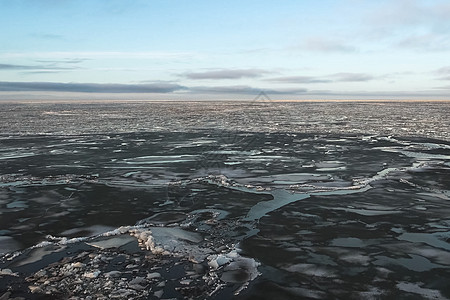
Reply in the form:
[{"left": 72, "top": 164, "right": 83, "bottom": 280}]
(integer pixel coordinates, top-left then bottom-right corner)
[
  {"left": 0, "top": 268, "right": 18, "bottom": 277},
  {"left": 284, "top": 263, "right": 336, "bottom": 278},
  {"left": 86, "top": 235, "right": 136, "bottom": 249},
  {"left": 123, "top": 155, "right": 198, "bottom": 164},
  {"left": 0, "top": 236, "right": 21, "bottom": 254},
  {"left": 397, "top": 232, "right": 450, "bottom": 251},
  {"left": 60, "top": 225, "right": 117, "bottom": 237},
  {"left": 374, "top": 254, "right": 443, "bottom": 272},
  {"left": 207, "top": 254, "right": 232, "bottom": 270},
  {"left": 245, "top": 189, "right": 310, "bottom": 221},
  {"left": 15, "top": 245, "right": 65, "bottom": 267},
  {"left": 130, "top": 227, "right": 208, "bottom": 260},
  {"left": 396, "top": 282, "right": 446, "bottom": 299},
  {"left": 330, "top": 237, "right": 365, "bottom": 248}
]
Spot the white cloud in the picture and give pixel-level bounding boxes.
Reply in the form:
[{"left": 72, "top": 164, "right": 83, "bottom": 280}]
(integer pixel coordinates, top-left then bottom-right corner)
[
  {"left": 182, "top": 69, "right": 270, "bottom": 80},
  {"left": 331, "top": 73, "right": 375, "bottom": 82},
  {"left": 0, "top": 51, "right": 196, "bottom": 60},
  {"left": 0, "top": 81, "right": 186, "bottom": 93},
  {"left": 432, "top": 66, "right": 450, "bottom": 80},
  {"left": 397, "top": 34, "right": 450, "bottom": 52},
  {"left": 369, "top": 0, "right": 450, "bottom": 27},
  {"left": 188, "top": 85, "right": 307, "bottom": 95},
  {"left": 266, "top": 76, "right": 331, "bottom": 84},
  {"left": 298, "top": 37, "right": 356, "bottom": 53},
  {"left": 365, "top": 0, "right": 450, "bottom": 51},
  {"left": 266, "top": 73, "right": 376, "bottom": 84}
]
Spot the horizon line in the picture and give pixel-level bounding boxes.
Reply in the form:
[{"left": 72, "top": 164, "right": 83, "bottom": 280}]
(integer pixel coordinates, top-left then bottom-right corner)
[{"left": 1, "top": 98, "right": 450, "bottom": 104}]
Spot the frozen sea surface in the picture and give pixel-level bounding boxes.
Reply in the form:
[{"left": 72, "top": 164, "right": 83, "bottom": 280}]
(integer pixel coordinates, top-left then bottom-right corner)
[{"left": 0, "top": 101, "right": 450, "bottom": 299}]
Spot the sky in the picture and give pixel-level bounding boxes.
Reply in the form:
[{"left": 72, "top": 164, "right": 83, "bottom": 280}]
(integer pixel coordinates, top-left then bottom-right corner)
[{"left": 1, "top": 0, "right": 450, "bottom": 101}]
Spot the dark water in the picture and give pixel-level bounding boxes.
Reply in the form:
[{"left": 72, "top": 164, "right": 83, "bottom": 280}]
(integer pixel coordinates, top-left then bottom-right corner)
[{"left": 0, "top": 101, "right": 450, "bottom": 299}]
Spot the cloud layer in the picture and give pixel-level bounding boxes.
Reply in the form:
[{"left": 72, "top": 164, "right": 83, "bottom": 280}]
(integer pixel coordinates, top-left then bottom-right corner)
[
  {"left": 0, "top": 81, "right": 310, "bottom": 96},
  {"left": 189, "top": 85, "right": 307, "bottom": 95},
  {"left": 182, "top": 69, "right": 270, "bottom": 80},
  {"left": 0, "top": 82, "right": 185, "bottom": 93},
  {"left": 0, "top": 62, "right": 78, "bottom": 73},
  {"left": 266, "top": 76, "right": 331, "bottom": 84},
  {"left": 1, "top": 1, "right": 450, "bottom": 100},
  {"left": 267, "top": 73, "right": 376, "bottom": 84},
  {"left": 434, "top": 66, "right": 450, "bottom": 80},
  {"left": 298, "top": 38, "right": 356, "bottom": 53}
]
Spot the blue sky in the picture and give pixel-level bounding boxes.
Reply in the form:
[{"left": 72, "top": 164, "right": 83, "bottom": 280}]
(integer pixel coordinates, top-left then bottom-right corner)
[{"left": 1, "top": 0, "right": 450, "bottom": 100}]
